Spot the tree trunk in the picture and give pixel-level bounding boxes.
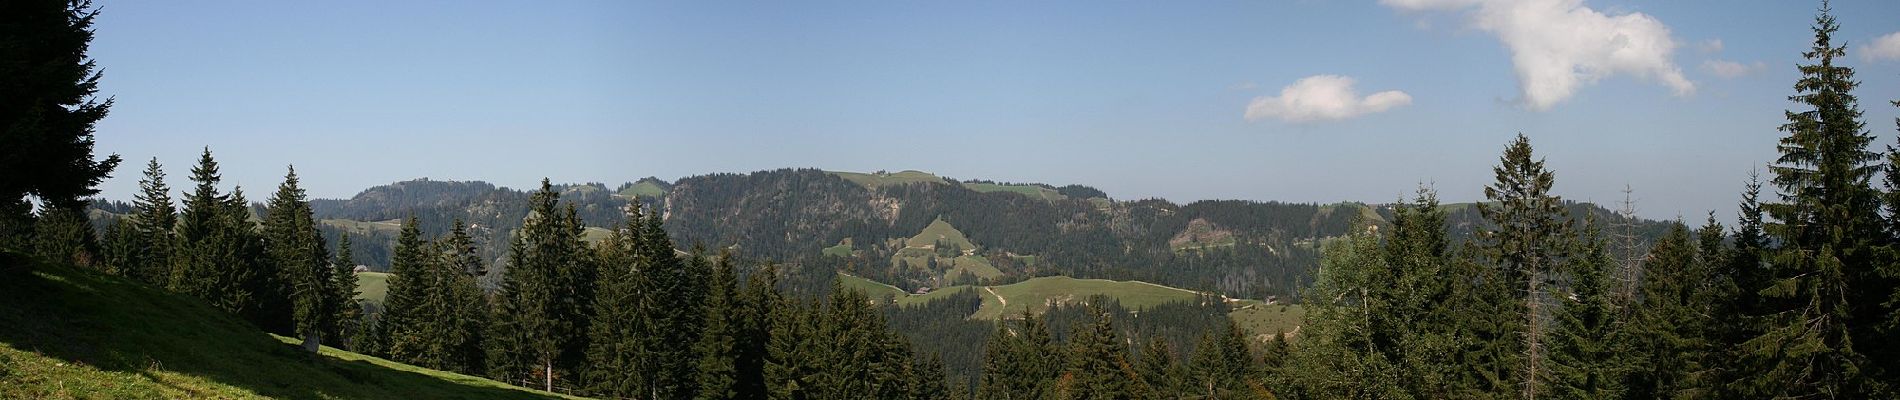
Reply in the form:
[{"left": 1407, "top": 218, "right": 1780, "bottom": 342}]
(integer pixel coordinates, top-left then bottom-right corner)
[
  {"left": 302, "top": 332, "right": 321, "bottom": 353},
  {"left": 544, "top": 360, "right": 554, "bottom": 392}
]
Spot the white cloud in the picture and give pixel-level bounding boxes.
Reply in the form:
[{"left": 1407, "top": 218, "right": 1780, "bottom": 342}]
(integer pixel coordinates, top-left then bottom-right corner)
[
  {"left": 1244, "top": 75, "right": 1412, "bottom": 123},
  {"left": 1698, "top": 39, "right": 1724, "bottom": 54},
  {"left": 1702, "top": 60, "right": 1764, "bottom": 79},
  {"left": 1867, "top": 32, "right": 1900, "bottom": 63},
  {"left": 1383, "top": 0, "right": 1694, "bottom": 110}
]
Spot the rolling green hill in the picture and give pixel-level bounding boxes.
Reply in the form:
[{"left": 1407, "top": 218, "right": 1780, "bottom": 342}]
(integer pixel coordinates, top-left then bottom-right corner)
[
  {"left": 0, "top": 253, "right": 574, "bottom": 399},
  {"left": 829, "top": 170, "right": 946, "bottom": 187},
  {"left": 617, "top": 180, "right": 668, "bottom": 198}
]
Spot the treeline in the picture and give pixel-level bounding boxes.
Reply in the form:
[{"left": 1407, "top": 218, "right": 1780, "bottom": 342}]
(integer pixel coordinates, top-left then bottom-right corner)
[{"left": 1273, "top": 9, "right": 1900, "bottom": 398}]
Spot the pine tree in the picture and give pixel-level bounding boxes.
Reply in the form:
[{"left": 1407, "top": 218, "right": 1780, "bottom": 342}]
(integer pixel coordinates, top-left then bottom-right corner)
[
  {"left": 1742, "top": 4, "right": 1886, "bottom": 397},
  {"left": 129, "top": 157, "right": 177, "bottom": 286},
  {"left": 442, "top": 219, "right": 489, "bottom": 374},
  {"left": 1476, "top": 133, "right": 1572, "bottom": 399},
  {"left": 1548, "top": 218, "right": 1627, "bottom": 400},
  {"left": 582, "top": 208, "right": 649, "bottom": 397},
  {"left": 980, "top": 311, "right": 1062, "bottom": 400},
  {"left": 379, "top": 217, "right": 431, "bottom": 363},
  {"left": 764, "top": 296, "right": 814, "bottom": 400},
  {"left": 736, "top": 263, "right": 782, "bottom": 399},
  {"left": 98, "top": 218, "right": 138, "bottom": 276},
  {"left": 263, "top": 166, "right": 333, "bottom": 352},
  {"left": 0, "top": 0, "right": 122, "bottom": 225},
  {"left": 170, "top": 149, "right": 271, "bottom": 330},
  {"left": 1187, "top": 321, "right": 1266, "bottom": 400},
  {"left": 329, "top": 234, "right": 361, "bottom": 349},
  {"left": 695, "top": 253, "right": 743, "bottom": 400},
  {"left": 1136, "top": 336, "right": 1182, "bottom": 400},
  {"left": 911, "top": 353, "right": 953, "bottom": 400},
  {"left": 31, "top": 206, "right": 95, "bottom": 267},
  {"left": 490, "top": 179, "right": 594, "bottom": 392},
  {"left": 1065, "top": 309, "right": 1137, "bottom": 400}
]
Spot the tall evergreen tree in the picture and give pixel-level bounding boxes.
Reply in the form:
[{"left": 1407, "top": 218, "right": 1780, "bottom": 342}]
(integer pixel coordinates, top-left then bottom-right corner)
[
  {"left": 489, "top": 179, "right": 594, "bottom": 392},
  {"left": 31, "top": 206, "right": 95, "bottom": 266},
  {"left": 1631, "top": 224, "right": 1719, "bottom": 398},
  {"left": 379, "top": 217, "right": 431, "bottom": 363},
  {"left": 0, "top": 0, "right": 122, "bottom": 239},
  {"left": 1136, "top": 336, "right": 1182, "bottom": 400},
  {"left": 170, "top": 149, "right": 270, "bottom": 330},
  {"left": 736, "top": 263, "right": 783, "bottom": 399},
  {"left": 263, "top": 166, "right": 334, "bottom": 352},
  {"left": 695, "top": 253, "right": 744, "bottom": 400},
  {"left": 129, "top": 158, "right": 177, "bottom": 286},
  {"left": 1742, "top": 4, "right": 1887, "bottom": 397},
  {"left": 1476, "top": 133, "right": 1573, "bottom": 399},
  {"left": 1548, "top": 218, "right": 1629, "bottom": 400},
  {"left": 1064, "top": 309, "right": 1139, "bottom": 400},
  {"left": 582, "top": 208, "right": 650, "bottom": 398},
  {"left": 442, "top": 219, "right": 489, "bottom": 374},
  {"left": 329, "top": 234, "right": 361, "bottom": 349},
  {"left": 979, "top": 311, "right": 1063, "bottom": 400}
]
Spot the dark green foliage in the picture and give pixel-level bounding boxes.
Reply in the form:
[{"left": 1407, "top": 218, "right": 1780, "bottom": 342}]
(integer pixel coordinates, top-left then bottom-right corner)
[
  {"left": 379, "top": 217, "right": 429, "bottom": 361},
  {"left": 170, "top": 149, "right": 273, "bottom": 333},
  {"left": 1476, "top": 134, "right": 1572, "bottom": 399},
  {"left": 489, "top": 179, "right": 596, "bottom": 391},
  {"left": 1547, "top": 219, "right": 1629, "bottom": 399},
  {"left": 262, "top": 166, "right": 334, "bottom": 351},
  {"left": 97, "top": 218, "right": 138, "bottom": 276},
  {"left": 328, "top": 234, "right": 361, "bottom": 349},
  {"left": 580, "top": 208, "right": 651, "bottom": 398},
  {"left": 1185, "top": 322, "right": 1264, "bottom": 399},
  {"left": 695, "top": 253, "right": 743, "bottom": 400},
  {"left": 0, "top": 0, "right": 122, "bottom": 219},
  {"left": 128, "top": 158, "right": 177, "bottom": 286},
  {"left": 1136, "top": 336, "right": 1183, "bottom": 399},
  {"left": 1738, "top": 5, "right": 1890, "bottom": 397},
  {"left": 1063, "top": 309, "right": 1142, "bottom": 400},
  {"left": 980, "top": 311, "right": 1063, "bottom": 400},
  {"left": 31, "top": 206, "right": 95, "bottom": 267}
]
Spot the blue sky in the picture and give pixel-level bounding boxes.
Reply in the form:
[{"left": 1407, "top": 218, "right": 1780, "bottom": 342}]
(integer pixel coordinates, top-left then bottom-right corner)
[{"left": 86, "top": 0, "right": 1900, "bottom": 220}]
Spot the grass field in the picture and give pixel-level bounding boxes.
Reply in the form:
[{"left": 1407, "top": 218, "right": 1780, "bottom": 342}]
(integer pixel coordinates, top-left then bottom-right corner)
[
  {"left": 617, "top": 181, "right": 668, "bottom": 198},
  {"left": 0, "top": 252, "right": 576, "bottom": 399},
  {"left": 1229, "top": 301, "right": 1306, "bottom": 341},
  {"left": 905, "top": 219, "right": 975, "bottom": 250},
  {"left": 356, "top": 271, "right": 391, "bottom": 305},
  {"left": 828, "top": 170, "right": 946, "bottom": 188},
  {"left": 581, "top": 226, "right": 614, "bottom": 243},
  {"left": 821, "top": 239, "right": 853, "bottom": 257},
  {"left": 959, "top": 182, "right": 1067, "bottom": 201}
]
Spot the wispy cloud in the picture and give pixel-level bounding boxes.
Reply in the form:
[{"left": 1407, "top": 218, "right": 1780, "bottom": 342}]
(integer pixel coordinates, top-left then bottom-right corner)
[
  {"left": 1867, "top": 32, "right": 1900, "bottom": 63},
  {"left": 1244, "top": 75, "right": 1411, "bottom": 123},
  {"left": 1702, "top": 60, "right": 1764, "bottom": 79},
  {"left": 1697, "top": 39, "right": 1724, "bottom": 54},
  {"left": 1383, "top": 0, "right": 1693, "bottom": 110}
]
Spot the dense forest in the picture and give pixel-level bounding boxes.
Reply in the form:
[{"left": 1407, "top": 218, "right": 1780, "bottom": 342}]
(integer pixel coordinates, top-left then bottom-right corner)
[{"left": 7, "top": 1, "right": 1900, "bottom": 399}]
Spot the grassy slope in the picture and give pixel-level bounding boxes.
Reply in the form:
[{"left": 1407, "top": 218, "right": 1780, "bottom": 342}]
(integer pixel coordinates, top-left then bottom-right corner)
[
  {"left": 0, "top": 254, "right": 576, "bottom": 400},
  {"left": 355, "top": 271, "right": 390, "bottom": 305},
  {"left": 905, "top": 219, "right": 976, "bottom": 250},
  {"left": 617, "top": 181, "right": 667, "bottom": 198},
  {"left": 960, "top": 182, "right": 1067, "bottom": 201},
  {"left": 828, "top": 170, "right": 945, "bottom": 188},
  {"left": 318, "top": 218, "right": 403, "bottom": 236}
]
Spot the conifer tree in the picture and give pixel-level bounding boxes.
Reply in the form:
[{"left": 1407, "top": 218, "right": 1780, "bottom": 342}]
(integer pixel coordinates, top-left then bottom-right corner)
[
  {"left": 765, "top": 297, "right": 816, "bottom": 400},
  {"left": 911, "top": 353, "right": 953, "bottom": 400},
  {"left": 442, "top": 219, "right": 489, "bottom": 373},
  {"left": 1743, "top": 4, "right": 1886, "bottom": 397},
  {"left": 98, "top": 218, "right": 138, "bottom": 275},
  {"left": 171, "top": 149, "right": 271, "bottom": 330},
  {"left": 736, "top": 263, "right": 782, "bottom": 399},
  {"left": 980, "top": 311, "right": 1062, "bottom": 400},
  {"left": 1284, "top": 230, "right": 1400, "bottom": 399},
  {"left": 1136, "top": 336, "right": 1182, "bottom": 400},
  {"left": 695, "top": 253, "right": 743, "bottom": 400},
  {"left": 1065, "top": 309, "right": 1137, "bottom": 400},
  {"left": 1476, "top": 134, "right": 1572, "bottom": 399},
  {"left": 379, "top": 217, "right": 430, "bottom": 363},
  {"left": 1548, "top": 218, "right": 1627, "bottom": 399},
  {"left": 0, "top": 0, "right": 122, "bottom": 228},
  {"left": 329, "top": 234, "right": 361, "bottom": 349},
  {"left": 1186, "top": 321, "right": 1265, "bottom": 400},
  {"left": 263, "top": 166, "right": 334, "bottom": 352},
  {"left": 31, "top": 206, "right": 95, "bottom": 267},
  {"left": 129, "top": 158, "right": 177, "bottom": 285},
  {"left": 490, "top": 179, "right": 594, "bottom": 392},
  {"left": 582, "top": 208, "right": 649, "bottom": 397}
]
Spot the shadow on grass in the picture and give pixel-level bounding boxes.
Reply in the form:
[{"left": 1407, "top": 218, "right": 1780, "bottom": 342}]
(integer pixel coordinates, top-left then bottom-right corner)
[{"left": 0, "top": 254, "right": 567, "bottom": 399}]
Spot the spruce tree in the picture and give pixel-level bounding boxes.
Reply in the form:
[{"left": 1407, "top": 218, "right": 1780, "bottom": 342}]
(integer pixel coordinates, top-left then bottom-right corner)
[
  {"left": 0, "top": 0, "right": 122, "bottom": 226},
  {"left": 1136, "top": 336, "right": 1182, "bottom": 400},
  {"left": 1548, "top": 218, "right": 1627, "bottom": 399},
  {"left": 490, "top": 179, "right": 594, "bottom": 392},
  {"left": 98, "top": 218, "right": 138, "bottom": 275},
  {"left": 695, "top": 253, "right": 743, "bottom": 400},
  {"left": 263, "top": 166, "right": 333, "bottom": 352},
  {"left": 31, "top": 206, "right": 95, "bottom": 267},
  {"left": 1476, "top": 133, "right": 1572, "bottom": 399},
  {"left": 736, "top": 263, "right": 782, "bottom": 399},
  {"left": 1065, "top": 309, "right": 1137, "bottom": 400},
  {"left": 582, "top": 208, "right": 649, "bottom": 397},
  {"left": 129, "top": 157, "right": 177, "bottom": 286},
  {"left": 329, "top": 234, "right": 361, "bottom": 349},
  {"left": 379, "top": 217, "right": 431, "bottom": 363},
  {"left": 443, "top": 219, "right": 489, "bottom": 373},
  {"left": 1743, "top": 4, "right": 1886, "bottom": 397}
]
